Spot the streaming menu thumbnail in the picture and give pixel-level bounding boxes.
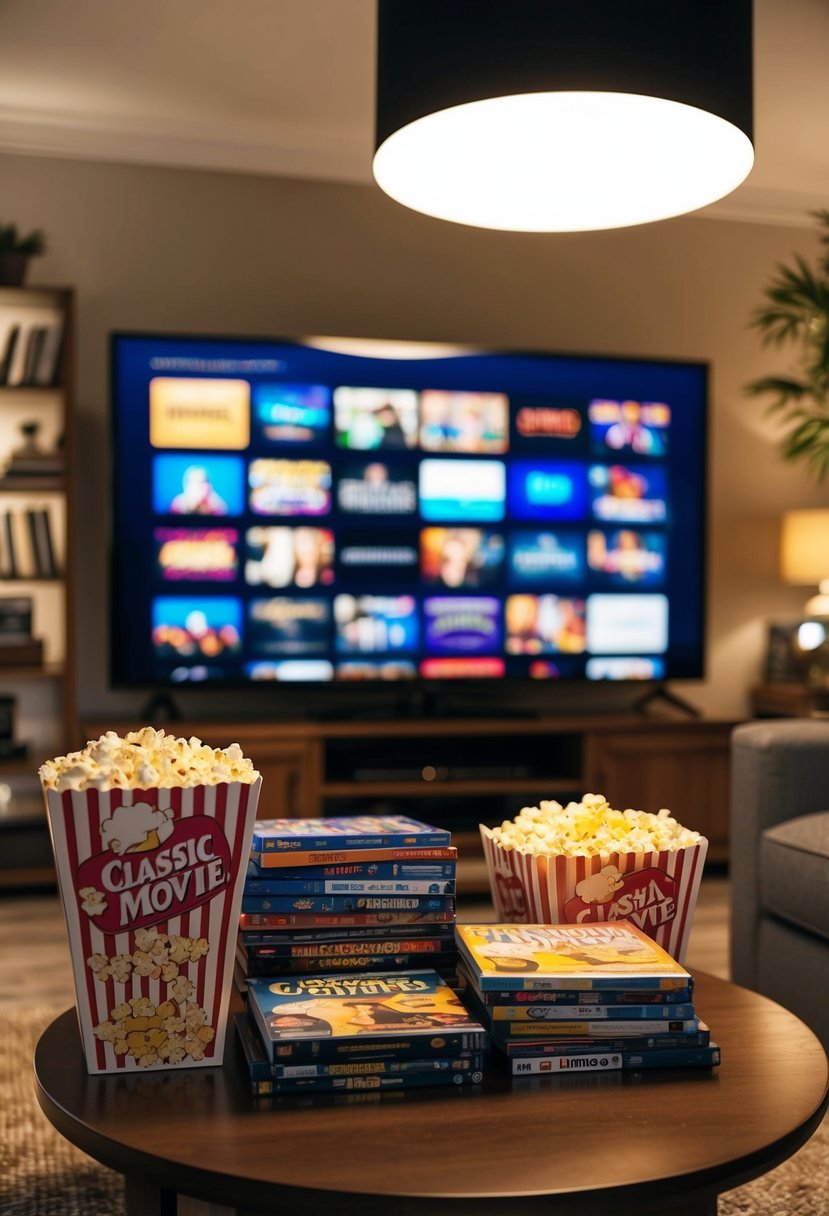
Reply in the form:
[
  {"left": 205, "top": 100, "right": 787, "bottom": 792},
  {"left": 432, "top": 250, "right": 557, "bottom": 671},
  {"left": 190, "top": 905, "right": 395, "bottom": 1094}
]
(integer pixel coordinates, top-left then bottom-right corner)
[
  {"left": 589, "top": 399, "right": 670, "bottom": 457},
  {"left": 153, "top": 454, "right": 244, "bottom": 517}
]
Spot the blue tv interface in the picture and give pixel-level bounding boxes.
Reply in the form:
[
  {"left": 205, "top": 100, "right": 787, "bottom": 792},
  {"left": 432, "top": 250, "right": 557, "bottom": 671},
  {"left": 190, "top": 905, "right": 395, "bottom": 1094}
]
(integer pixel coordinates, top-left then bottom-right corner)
[{"left": 110, "top": 334, "right": 707, "bottom": 688}]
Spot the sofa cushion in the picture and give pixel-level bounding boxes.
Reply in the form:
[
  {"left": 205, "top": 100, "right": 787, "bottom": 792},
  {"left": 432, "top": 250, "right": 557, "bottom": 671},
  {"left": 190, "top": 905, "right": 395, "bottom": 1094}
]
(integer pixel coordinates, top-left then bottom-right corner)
[{"left": 760, "top": 812, "right": 829, "bottom": 944}]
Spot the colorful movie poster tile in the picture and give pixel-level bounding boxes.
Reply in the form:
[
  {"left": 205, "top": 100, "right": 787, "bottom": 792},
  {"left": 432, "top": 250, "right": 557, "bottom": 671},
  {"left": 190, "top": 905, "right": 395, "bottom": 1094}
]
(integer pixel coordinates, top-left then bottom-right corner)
[
  {"left": 338, "top": 531, "right": 419, "bottom": 577},
  {"left": 589, "top": 464, "right": 668, "bottom": 523},
  {"left": 419, "top": 390, "right": 509, "bottom": 454},
  {"left": 586, "top": 656, "right": 666, "bottom": 680},
  {"left": 419, "top": 459, "right": 506, "bottom": 523},
  {"left": 586, "top": 528, "right": 666, "bottom": 586},
  {"left": 151, "top": 596, "right": 242, "bottom": 659},
  {"left": 336, "top": 460, "right": 418, "bottom": 515},
  {"left": 507, "top": 461, "right": 588, "bottom": 521},
  {"left": 505, "top": 594, "right": 586, "bottom": 655},
  {"left": 420, "top": 528, "right": 505, "bottom": 589},
  {"left": 245, "top": 526, "right": 335, "bottom": 589},
  {"left": 153, "top": 454, "right": 245, "bottom": 517},
  {"left": 248, "top": 459, "right": 332, "bottom": 516},
  {"left": 513, "top": 398, "right": 584, "bottom": 444},
  {"left": 420, "top": 657, "right": 504, "bottom": 679},
  {"left": 508, "top": 530, "right": 584, "bottom": 585},
  {"left": 333, "top": 595, "right": 418, "bottom": 654},
  {"left": 154, "top": 527, "right": 239, "bottom": 582},
  {"left": 333, "top": 387, "right": 419, "bottom": 450},
  {"left": 245, "top": 659, "right": 334, "bottom": 681},
  {"left": 252, "top": 383, "right": 332, "bottom": 444},
  {"left": 588, "top": 399, "right": 671, "bottom": 457},
  {"left": 527, "top": 657, "right": 584, "bottom": 679},
  {"left": 149, "top": 378, "right": 250, "bottom": 449},
  {"left": 423, "top": 596, "right": 502, "bottom": 655},
  {"left": 586, "top": 593, "right": 669, "bottom": 654},
  {"left": 335, "top": 660, "right": 417, "bottom": 680},
  {"left": 247, "top": 597, "right": 331, "bottom": 656}
]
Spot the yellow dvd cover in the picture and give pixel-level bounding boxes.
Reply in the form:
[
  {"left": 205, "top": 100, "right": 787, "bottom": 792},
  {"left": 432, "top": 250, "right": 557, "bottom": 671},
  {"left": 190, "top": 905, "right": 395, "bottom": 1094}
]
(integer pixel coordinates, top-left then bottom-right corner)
[{"left": 456, "top": 922, "right": 692, "bottom": 991}]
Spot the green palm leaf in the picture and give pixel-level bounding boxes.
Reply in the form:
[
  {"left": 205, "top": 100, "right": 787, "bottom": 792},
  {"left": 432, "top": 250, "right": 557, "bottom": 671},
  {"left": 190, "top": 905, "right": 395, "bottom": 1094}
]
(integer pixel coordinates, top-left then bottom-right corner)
[{"left": 747, "top": 210, "right": 829, "bottom": 480}]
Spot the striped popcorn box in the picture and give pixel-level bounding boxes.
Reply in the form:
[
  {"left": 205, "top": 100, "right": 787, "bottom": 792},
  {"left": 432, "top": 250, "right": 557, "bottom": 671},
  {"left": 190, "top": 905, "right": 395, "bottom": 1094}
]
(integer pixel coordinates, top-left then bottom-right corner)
[
  {"left": 43, "top": 776, "right": 261, "bottom": 1074},
  {"left": 479, "top": 824, "right": 707, "bottom": 964}
]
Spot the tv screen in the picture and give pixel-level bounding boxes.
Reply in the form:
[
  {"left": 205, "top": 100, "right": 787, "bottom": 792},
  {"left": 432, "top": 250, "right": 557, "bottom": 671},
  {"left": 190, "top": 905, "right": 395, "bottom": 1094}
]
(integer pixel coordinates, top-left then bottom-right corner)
[{"left": 110, "top": 333, "right": 707, "bottom": 699}]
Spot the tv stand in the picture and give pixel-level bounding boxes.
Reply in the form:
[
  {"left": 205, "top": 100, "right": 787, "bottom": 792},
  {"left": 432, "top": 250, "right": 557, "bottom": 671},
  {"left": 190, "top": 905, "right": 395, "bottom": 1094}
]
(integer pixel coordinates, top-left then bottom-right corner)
[
  {"left": 395, "top": 688, "right": 539, "bottom": 721},
  {"left": 630, "top": 682, "right": 701, "bottom": 719},
  {"left": 82, "top": 712, "right": 736, "bottom": 887},
  {"left": 140, "top": 691, "right": 184, "bottom": 726}
]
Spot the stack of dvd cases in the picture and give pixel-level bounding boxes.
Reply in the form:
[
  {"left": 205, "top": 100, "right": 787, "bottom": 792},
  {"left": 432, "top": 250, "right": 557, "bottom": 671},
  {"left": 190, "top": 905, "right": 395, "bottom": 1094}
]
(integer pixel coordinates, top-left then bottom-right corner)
[
  {"left": 455, "top": 921, "right": 721, "bottom": 1076},
  {"left": 238, "top": 968, "right": 488, "bottom": 1096},
  {"left": 235, "top": 814, "right": 460, "bottom": 989}
]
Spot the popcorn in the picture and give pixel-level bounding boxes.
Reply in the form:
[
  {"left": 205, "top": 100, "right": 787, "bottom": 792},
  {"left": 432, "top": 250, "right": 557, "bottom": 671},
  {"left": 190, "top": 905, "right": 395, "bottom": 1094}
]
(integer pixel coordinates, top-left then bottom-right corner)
[
  {"left": 485, "top": 793, "right": 701, "bottom": 859},
  {"left": 480, "top": 792, "right": 708, "bottom": 963},
  {"left": 38, "top": 727, "right": 259, "bottom": 793},
  {"left": 41, "top": 727, "right": 262, "bottom": 1075}
]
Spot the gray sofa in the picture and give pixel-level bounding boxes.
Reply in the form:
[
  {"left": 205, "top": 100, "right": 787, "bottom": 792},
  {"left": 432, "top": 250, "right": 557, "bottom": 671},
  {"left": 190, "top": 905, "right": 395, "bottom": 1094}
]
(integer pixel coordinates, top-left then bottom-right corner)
[{"left": 730, "top": 719, "right": 829, "bottom": 1052}]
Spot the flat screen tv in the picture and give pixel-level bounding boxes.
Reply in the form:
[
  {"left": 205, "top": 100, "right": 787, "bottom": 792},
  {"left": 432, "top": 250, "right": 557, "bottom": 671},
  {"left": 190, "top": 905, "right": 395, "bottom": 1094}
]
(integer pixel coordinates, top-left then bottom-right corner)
[{"left": 110, "top": 333, "right": 707, "bottom": 711}]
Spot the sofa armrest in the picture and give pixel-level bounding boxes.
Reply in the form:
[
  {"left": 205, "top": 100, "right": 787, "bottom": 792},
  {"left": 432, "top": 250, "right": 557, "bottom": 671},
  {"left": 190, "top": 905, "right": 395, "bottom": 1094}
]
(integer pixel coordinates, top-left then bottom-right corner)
[{"left": 730, "top": 719, "right": 829, "bottom": 989}]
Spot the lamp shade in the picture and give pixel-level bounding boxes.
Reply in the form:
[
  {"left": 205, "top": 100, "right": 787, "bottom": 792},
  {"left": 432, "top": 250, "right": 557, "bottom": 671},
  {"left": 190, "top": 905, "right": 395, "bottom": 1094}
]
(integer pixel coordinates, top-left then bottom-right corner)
[
  {"left": 373, "top": 0, "right": 754, "bottom": 232},
  {"left": 780, "top": 510, "right": 829, "bottom": 585}
]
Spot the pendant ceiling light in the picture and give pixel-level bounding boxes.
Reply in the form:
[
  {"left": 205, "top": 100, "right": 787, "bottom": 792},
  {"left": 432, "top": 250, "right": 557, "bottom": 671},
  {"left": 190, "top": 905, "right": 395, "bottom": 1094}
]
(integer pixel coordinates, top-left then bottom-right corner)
[{"left": 373, "top": 0, "right": 754, "bottom": 232}]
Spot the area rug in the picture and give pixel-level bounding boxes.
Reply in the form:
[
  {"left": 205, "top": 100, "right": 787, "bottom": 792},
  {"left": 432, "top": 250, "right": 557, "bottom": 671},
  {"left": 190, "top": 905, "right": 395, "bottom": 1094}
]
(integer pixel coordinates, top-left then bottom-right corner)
[{"left": 1, "top": 1004, "right": 827, "bottom": 1215}]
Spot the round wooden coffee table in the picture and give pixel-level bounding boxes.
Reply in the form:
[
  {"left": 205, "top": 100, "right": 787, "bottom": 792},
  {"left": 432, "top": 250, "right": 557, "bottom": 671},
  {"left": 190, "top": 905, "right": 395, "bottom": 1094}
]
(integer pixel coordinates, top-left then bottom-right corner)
[{"left": 34, "top": 973, "right": 828, "bottom": 1216}]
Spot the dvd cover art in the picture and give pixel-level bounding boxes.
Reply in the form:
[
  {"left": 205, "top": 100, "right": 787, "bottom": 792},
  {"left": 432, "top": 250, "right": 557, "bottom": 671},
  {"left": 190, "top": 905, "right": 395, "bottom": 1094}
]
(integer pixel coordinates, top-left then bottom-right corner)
[
  {"left": 456, "top": 922, "right": 691, "bottom": 991},
  {"left": 252, "top": 815, "right": 450, "bottom": 852},
  {"left": 247, "top": 968, "right": 485, "bottom": 1060}
]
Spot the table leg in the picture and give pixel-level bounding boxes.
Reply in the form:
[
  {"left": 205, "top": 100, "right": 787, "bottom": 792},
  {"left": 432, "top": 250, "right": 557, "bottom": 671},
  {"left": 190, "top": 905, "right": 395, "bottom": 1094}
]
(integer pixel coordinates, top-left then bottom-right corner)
[
  {"left": 178, "top": 1200, "right": 238, "bottom": 1216},
  {"left": 124, "top": 1176, "right": 177, "bottom": 1216}
]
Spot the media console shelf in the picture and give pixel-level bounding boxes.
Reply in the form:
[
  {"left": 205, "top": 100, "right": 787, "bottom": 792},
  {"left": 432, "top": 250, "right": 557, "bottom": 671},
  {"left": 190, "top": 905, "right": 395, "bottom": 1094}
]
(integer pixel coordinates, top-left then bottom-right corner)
[{"left": 83, "top": 715, "right": 735, "bottom": 892}]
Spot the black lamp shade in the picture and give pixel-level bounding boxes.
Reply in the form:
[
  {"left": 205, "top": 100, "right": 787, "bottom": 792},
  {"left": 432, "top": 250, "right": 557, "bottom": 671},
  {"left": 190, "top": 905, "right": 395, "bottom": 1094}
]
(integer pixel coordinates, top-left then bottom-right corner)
[{"left": 373, "top": 0, "right": 754, "bottom": 231}]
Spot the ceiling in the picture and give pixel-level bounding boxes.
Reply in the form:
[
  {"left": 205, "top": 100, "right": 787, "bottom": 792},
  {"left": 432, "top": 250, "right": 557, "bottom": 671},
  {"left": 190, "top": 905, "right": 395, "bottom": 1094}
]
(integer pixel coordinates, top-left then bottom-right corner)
[{"left": 0, "top": 0, "right": 827, "bottom": 227}]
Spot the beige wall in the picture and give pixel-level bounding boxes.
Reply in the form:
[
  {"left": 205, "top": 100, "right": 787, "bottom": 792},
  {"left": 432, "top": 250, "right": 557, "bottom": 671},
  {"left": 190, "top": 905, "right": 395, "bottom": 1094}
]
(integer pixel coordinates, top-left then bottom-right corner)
[{"left": 0, "top": 150, "right": 823, "bottom": 724}]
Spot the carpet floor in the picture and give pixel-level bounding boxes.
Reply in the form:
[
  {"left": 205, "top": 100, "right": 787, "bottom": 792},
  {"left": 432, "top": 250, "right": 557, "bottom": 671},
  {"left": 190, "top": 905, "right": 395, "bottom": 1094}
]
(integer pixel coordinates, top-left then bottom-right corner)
[{"left": 1, "top": 1005, "right": 827, "bottom": 1215}]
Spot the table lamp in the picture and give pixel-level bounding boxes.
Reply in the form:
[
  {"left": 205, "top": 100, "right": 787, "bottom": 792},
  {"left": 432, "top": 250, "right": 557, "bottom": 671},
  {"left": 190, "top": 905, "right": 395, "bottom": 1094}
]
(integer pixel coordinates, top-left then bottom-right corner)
[{"left": 780, "top": 510, "right": 829, "bottom": 617}]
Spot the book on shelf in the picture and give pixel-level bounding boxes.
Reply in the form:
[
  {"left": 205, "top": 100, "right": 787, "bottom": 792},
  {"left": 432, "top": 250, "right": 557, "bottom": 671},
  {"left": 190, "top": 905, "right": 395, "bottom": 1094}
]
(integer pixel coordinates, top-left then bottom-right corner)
[
  {"left": 0, "top": 595, "right": 33, "bottom": 641},
  {"left": 0, "top": 312, "right": 64, "bottom": 389},
  {"left": 0, "top": 507, "right": 59, "bottom": 579}
]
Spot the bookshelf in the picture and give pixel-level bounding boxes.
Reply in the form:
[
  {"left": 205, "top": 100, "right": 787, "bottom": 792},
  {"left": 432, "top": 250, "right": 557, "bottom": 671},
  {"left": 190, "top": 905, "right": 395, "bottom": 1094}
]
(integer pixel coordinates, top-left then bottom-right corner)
[{"left": 0, "top": 286, "right": 76, "bottom": 887}]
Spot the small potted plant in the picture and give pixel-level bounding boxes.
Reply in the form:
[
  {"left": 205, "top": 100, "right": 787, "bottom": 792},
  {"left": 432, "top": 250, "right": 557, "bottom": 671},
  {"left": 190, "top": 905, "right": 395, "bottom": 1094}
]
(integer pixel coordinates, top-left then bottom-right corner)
[{"left": 0, "top": 222, "right": 48, "bottom": 287}]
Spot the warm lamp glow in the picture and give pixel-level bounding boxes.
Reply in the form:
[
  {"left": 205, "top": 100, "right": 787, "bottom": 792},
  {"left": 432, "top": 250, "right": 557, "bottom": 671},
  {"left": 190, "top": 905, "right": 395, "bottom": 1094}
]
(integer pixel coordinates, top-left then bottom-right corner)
[
  {"left": 780, "top": 510, "right": 829, "bottom": 616},
  {"left": 373, "top": 92, "right": 755, "bottom": 233}
]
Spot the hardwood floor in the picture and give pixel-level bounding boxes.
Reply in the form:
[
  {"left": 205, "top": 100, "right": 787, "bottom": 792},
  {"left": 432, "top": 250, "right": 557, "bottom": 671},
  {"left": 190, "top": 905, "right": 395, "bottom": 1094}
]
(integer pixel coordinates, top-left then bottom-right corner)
[{"left": 0, "top": 875, "right": 730, "bottom": 1013}]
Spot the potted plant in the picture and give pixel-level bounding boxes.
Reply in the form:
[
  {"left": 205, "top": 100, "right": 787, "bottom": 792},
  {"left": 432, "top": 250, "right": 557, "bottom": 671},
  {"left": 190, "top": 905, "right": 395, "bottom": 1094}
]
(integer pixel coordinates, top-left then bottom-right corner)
[
  {"left": 0, "top": 223, "right": 48, "bottom": 288},
  {"left": 746, "top": 209, "right": 829, "bottom": 482}
]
